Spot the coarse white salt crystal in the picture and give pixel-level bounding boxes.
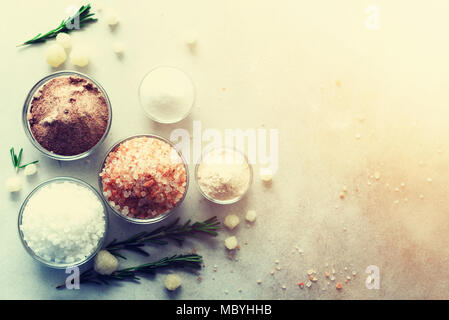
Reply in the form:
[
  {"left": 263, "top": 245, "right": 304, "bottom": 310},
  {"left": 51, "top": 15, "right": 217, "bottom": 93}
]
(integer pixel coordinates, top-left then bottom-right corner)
[
  {"left": 70, "top": 46, "right": 90, "bottom": 67},
  {"left": 225, "top": 236, "right": 238, "bottom": 250},
  {"left": 46, "top": 43, "right": 67, "bottom": 68},
  {"left": 224, "top": 214, "right": 240, "bottom": 230},
  {"left": 20, "top": 181, "right": 106, "bottom": 264},
  {"left": 24, "top": 163, "right": 37, "bottom": 176},
  {"left": 56, "top": 32, "right": 71, "bottom": 49},
  {"left": 6, "top": 176, "right": 22, "bottom": 192},
  {"left": 165, "top": 274, "right": 182, "bottom": 291},
  {"left": 245, "top": 210, "right": 257, "bottom": 222},
  {"left": 94, "top": 250, "right": 118, "bottom": 275}
]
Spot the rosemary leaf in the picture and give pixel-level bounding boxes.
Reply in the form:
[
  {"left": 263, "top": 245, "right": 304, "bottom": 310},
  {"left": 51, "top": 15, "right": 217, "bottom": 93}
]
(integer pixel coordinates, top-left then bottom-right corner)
[
  {"left": 105, "top": 216, "right": 221, "bottom": 257},
  {"left": 19, "top": 4, "right": 97, "bottom": 46},
  {"left": 56, "top": 254, "right": 202, "bottom": 289}
]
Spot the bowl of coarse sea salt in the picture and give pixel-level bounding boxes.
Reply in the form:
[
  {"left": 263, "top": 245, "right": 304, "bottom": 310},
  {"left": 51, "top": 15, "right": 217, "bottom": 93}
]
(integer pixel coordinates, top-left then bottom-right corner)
[{"left": 18, "top": 177, "right": 108, "bottom": 269}]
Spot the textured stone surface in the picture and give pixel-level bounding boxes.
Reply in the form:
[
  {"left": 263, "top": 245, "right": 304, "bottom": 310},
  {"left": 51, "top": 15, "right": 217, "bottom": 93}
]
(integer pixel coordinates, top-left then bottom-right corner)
[{"left": 2, "top": 0, "right": 449, "bottom": 299}]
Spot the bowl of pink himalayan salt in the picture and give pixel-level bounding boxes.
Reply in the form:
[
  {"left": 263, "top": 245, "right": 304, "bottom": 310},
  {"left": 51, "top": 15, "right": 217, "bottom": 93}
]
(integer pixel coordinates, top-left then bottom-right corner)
[{"left": 98, "top": 134, "right": 189, "bottom": 224}]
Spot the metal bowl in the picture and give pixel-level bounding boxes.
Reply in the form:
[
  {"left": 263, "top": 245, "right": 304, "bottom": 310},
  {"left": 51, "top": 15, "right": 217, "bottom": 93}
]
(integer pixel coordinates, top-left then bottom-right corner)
[
  {"left": 22, "top": 70, "right": 112, "bottom": 161},
  {"left": 98, "top": 134, "right": 189, "bottom": 225},
  {"left": 18, "top": 177, "right": 109, "bottom": 269}
]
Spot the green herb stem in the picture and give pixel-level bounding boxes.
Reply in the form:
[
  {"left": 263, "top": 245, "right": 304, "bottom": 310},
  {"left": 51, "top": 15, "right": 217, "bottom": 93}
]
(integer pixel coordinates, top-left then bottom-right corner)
[
  {"left": 56, "top": 254, "right": 203, "bottom": 289},
  {"left": 10, "top": 147, "right": 38, "bottom": 172},
  {"left": 19, "top": 4, "right": 97, "bottom": 46},
  {"left": 105, "top": 217, "right": 221, "bottom": 258}
]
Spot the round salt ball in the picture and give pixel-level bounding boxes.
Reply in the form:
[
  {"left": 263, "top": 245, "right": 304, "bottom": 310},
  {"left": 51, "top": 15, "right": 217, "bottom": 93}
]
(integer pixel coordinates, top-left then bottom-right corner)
[
  {"left": 6, "top": 176, "right": 22, "bottom": 192},
  {"left": 112, "top": 41, "right": 124, "bottom": 54},
  {"left": 225, "top": 236, "right": 238, "bottom": 250},
  {"left": 24, "top": 164, "right": 37, "bottom": 176},
  {"left": 224, "top": 214, "right": 240, "bottom": 230},
  {"left": 56, "top": 32, "right": 71, "bottom": 49},
  {"left": 46, "top": 43, "right": 67, "bottom": 68},
  {"left": 245, "top": 210, "right": 257, "bottom": 223},
  {"left": 70, "top": 46, "right": 90, "bottom": 67},
  {"left": 94, "top": 250, "right": 119, "bottom": 275},
  {"left": 106, "top": 9, "right": 119, "bottom": 26},
  {"left": 165, "top": 274, "right": 182, "bottom": 291}
]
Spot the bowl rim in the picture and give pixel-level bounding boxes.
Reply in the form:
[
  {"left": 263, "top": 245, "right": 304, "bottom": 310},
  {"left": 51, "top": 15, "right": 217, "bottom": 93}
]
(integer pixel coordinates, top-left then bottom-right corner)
[
  {"left": 137, "top": 65, "right": 195, "bottom": 124},
  {"left": 98, "top": 133, "right": 190, "bottom": 225},
  {"left": 194, "top": 146, "right": 253, "bottom": 204},
  {"left": 18, "top": 176, "right": 109, "bottom": 269},
  {"left": 22, "top": 70, "right": 113, "bottom": 161}
]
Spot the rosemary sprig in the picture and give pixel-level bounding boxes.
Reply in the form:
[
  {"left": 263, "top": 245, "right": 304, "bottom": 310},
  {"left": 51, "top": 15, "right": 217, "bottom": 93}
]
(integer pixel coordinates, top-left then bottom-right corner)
[
  {"left": 10, "top": 147, "right": 39, "bottom": 172},
  {"left": 56, "top": 254, "right": 203, "bottom": 289},
  {"left": 106, "top": 217, "right": 220, "bottom": 258},
  {"left": 19, "top": 4, "right": 97, "bottom": 46}
]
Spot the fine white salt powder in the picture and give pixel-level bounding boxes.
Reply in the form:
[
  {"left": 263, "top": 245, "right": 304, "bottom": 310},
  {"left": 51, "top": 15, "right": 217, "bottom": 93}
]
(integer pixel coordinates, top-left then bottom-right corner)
[
  {"left": 20, "top": 181, "right": 106, "bottom": 265},
  {"left": 139, "top": 66, "right": 194, "bottom": 123},
  {"left": 197, "top": 148, "right": 251, "bottom": 202}
]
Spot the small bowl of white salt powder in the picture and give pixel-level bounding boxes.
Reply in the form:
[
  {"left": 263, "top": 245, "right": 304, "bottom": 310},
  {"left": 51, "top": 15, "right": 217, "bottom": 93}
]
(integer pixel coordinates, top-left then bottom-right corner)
[
  {"left": 195, "top": 147, "right": 253, "bottom": 204},
  {"left": 18, "top": 177, "right": 108, "bottom": 269},
  {"left": 138, "top": 66, "right": 195, "bottom": 124}
]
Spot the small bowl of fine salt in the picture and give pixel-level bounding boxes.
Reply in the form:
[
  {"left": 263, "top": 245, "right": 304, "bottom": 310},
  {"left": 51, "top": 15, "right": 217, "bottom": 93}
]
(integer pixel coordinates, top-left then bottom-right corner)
[
  {"left": 18, "top": 177, "right": 109, "bottom": 269},
  {"left": 194, "top": 147, "right": 253, "bottom": 204},
  {"left": 138, "top": 66, "right": 195, "bottom": 124}
]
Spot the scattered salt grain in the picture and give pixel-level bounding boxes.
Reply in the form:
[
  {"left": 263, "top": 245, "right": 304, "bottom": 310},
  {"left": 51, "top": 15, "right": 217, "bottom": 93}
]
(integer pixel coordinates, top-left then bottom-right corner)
[
  {"left": 46, "top": 43, "right": 66, "bottom": 67},
  {"left": 24, "top": 164, "right": 37, "bottom": 176},
  {"left": 224, "top": 214, "right": 240, "bottom": 230},
  {"left": 56, "top": 32, "right": 71, "bottom": 49},
  {"left": 225, "top": 236, "right": 238, "bottom": 250},
  {"left": 94, "top": 250, "right": 118, "bottom": 275},
  {"left": 70, "top": 46, "right": 90, "bottom": 67},
  {"left": 245, "top": 210, "right": 257, "bottom": 222},
  {"left": 6, "top": 176, "right": 22, "bottom": 192},
  {"left": 165, "top": 274, "right": 182, "bottom": 291}
]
